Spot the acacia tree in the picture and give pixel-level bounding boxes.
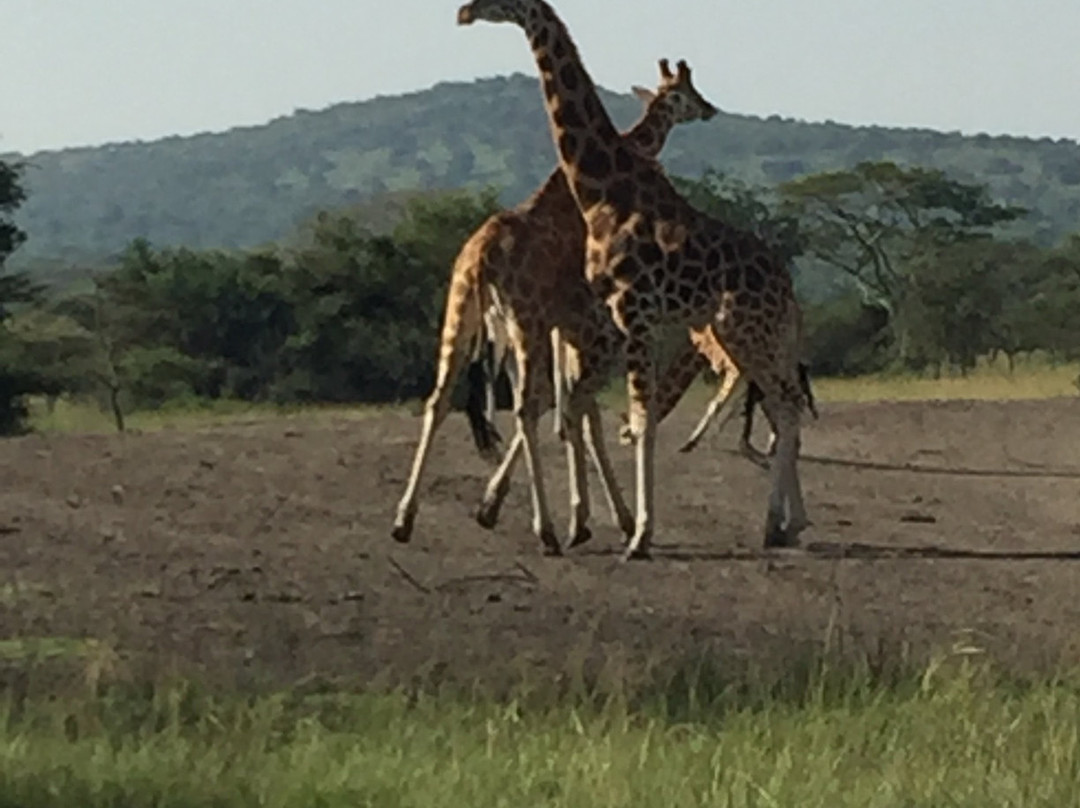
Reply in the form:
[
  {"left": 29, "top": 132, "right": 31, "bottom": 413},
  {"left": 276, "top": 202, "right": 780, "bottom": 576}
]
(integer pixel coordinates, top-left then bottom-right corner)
[
  {"left": 0, "top": 158, "right": 52, "bottom": 434},
  {"left": 903, "top": 238, "right": 1044, "bottom": 374},
  {"left": 1024, "top": 233, "right": 1080, "bottom": 363},
  {"left": 779, "top": 161, "right": 1025, "bottom": 364}
]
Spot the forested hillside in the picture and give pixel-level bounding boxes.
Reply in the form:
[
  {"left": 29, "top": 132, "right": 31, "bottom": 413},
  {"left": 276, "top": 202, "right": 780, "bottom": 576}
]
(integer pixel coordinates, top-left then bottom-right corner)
[{"left": 6, "top": 73, "right": 1080, "bottom": 273}]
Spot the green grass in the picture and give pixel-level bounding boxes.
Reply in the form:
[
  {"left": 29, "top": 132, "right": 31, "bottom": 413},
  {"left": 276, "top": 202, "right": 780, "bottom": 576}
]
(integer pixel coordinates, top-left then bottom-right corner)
[
  {"left": 599, "top": 355, "right": 1080, "bottom": 414},
  {"left": 813, "top": 357, "right": 1080, "bottom": 403},
  {"left": 0, "top": 655, "right": 1078, "bottom": 806},
  {"left": 23, "top": 356, "right": 1080, "bottom": 436},
  {"left": 25, "top": 396, "right": 385, "bottom": 435}
]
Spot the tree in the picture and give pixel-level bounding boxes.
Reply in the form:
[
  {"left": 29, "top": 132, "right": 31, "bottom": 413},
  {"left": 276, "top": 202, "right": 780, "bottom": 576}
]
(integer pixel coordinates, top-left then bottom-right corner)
[
  {"left": 278, "top": 188, "right": 500, "bottom": 403},
  {"left": 903, "top": 239, "right": 1042, "bottom": 374},
  {"left": 0, "top": 158, "right": 51, "bottom": 434},
  {"left": 1024, "top": 233, "right": 1080, "bottom": 362},
  {"left": 780, "top": 161, "right": 1025, "bottom": 365},
  {"left": 0, "top": 160, "right": 27, "bottom": 268}
]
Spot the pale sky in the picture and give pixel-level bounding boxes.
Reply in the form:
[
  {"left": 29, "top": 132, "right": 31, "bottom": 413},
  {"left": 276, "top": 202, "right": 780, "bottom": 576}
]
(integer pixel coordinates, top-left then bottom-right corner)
[{"left": 2, "top": 0, "right": 1078, "bottom": 156}]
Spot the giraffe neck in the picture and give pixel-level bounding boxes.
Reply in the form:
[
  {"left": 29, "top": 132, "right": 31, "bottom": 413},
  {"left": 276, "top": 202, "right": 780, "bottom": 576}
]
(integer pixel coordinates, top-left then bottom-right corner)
[
  {"left": 624, "top": 102, "right": 677, "bottom": 160},
  {"left": 521, "top": 1, "right": 620, "bottom": 210}
]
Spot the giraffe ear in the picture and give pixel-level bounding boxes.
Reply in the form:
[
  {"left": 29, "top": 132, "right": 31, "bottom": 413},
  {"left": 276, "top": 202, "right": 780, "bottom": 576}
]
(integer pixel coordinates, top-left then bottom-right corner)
[{"left": 630, "top": 85, "right": 656, "bottom": 104}]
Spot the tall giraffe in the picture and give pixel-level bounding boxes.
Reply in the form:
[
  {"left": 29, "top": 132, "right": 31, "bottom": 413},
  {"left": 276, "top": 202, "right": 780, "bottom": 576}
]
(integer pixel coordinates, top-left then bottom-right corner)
[
  {"left": 391, "top": 59, "right": 718, "bottom": 552},
  {"left": 458, "top": 0, "right": 811, "bottom": 559}
]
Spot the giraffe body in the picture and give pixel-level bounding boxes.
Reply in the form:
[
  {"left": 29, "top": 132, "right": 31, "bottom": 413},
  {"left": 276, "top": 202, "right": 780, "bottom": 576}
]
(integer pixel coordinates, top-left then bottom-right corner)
[
  {"left": 459, "top": 0, "right": 811, "bottom": 557},
  {"left": 392, "top": 60, "right": 717, "bottom": 551}
]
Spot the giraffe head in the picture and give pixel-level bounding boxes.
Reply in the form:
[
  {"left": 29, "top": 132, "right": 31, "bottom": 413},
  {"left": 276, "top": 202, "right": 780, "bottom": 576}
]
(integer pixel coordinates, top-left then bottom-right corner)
[
  {"left": 457, "top": 0, "right": 530, "bottom": 26},
  {"left": 631, "top": 59, "right": 718, "bottom": 124}
]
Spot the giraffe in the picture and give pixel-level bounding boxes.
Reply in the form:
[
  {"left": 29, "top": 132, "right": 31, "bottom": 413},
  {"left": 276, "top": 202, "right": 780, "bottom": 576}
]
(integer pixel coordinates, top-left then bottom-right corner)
[
  {"left": 391, "top": 59, "right": 718, "bottom": 552},
  {"left": 458, "top": 0, "right": 811, "bottom": 559}
]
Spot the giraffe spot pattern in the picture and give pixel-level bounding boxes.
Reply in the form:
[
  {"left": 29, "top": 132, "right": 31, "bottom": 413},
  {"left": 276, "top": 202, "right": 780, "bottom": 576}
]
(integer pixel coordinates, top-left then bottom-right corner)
[
  {"left": 607, "top": 179, "right": 634, "bottom": 210},
  {"left": 557, "top": 100, "right": 584, "bottom": 130},
  {"left": 579, "top": 139, "right": 612, "bottom": 178},
  {"left": 705, "top": 249, "right": 720, "bottom": 272},
  {"left": 636, "top": 241, "right": 662, "bottom": 266},
  {"left": 611, "top": 255, "right": 641, "bottom": 282},
  {"left": 583, "top": 94, "right": 598, "bottom": 120},
  {"left": 558, "top": 63, "right": 580, "bottom": 92},
  {"left": 743, "top": 263, "right": 765, "bottom": 293}
]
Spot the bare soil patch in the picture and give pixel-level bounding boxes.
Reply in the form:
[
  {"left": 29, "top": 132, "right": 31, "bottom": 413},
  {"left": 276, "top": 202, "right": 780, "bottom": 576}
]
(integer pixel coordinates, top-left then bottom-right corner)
[{"left": 2, "top": 397, "right": 1079, "bottom": 692}]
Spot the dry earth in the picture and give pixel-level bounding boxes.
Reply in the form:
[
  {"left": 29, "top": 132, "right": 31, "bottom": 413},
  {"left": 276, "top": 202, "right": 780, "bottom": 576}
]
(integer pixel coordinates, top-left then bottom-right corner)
[{"left": 2, "top": 397, "right": 1079, "bottom": 694}]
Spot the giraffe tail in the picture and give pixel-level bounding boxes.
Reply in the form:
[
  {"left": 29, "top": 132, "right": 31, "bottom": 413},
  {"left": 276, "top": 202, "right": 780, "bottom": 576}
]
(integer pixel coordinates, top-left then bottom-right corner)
[
  {"left": 464, "top": 313, "right": 504, "bottom": 462},
  {"left": 799, "top": 362, "right": 819, "bottom": 419}
]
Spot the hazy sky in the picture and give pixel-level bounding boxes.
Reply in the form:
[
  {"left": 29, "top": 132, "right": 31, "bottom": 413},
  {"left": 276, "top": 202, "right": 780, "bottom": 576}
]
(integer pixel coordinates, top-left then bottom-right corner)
[{"left": 3, "top": 0, "right": 1078, "bottom": 155}]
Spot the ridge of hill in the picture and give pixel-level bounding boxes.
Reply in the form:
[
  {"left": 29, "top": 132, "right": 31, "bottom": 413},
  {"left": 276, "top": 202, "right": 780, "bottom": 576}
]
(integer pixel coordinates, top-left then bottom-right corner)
[{"left": 6, "top": 72, "right": 1080, "bottom": 272}]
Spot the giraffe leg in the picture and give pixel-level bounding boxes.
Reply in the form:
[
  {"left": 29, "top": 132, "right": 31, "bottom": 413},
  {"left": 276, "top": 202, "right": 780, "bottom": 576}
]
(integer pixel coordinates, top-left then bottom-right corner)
[
  {"left": 679, "top": 371, "right": 750, "bottom": 455},
  {"left": 517, "top": 387, "right": 561, "bottom": 555},
  {"left": 551, "top": 327, "right": 567, "bottom": 441},
  {"left": 736, "top": 380, "right": 771, "bottom": 468},
  {"left": 620, "top": 334, "right": 709, "bottom": 446},
  {"left": 761, "top": 393, "right": 808, "bottom": 547},
  {"left": 392, "top": 385, "right": 454, "bottom": 542},
  {"left": 582, "top": 400, "right": 636, "bottom": 539},
  {"left": 476, "top": 430, "right": 524, "bottom": 528},
  {"left": 392, "top": 288, "right": 482, "bottom": 543},
  {"left": 494, "top": 333, "right": 560, "bottom": 555},
  {"left": 622, "top": 339, "right": 657, "bottom": 561},
  {"left": 561, "top": 387, "right": 593, "bottom": 548},
  {"left": 482, "top": 323, "right": 499, "bottom": 427}
]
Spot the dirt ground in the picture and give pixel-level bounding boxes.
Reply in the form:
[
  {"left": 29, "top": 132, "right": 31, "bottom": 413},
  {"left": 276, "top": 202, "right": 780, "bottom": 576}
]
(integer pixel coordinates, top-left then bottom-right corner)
[{"left": 2, "top": 397, "right": 1080, "bottom": 694}]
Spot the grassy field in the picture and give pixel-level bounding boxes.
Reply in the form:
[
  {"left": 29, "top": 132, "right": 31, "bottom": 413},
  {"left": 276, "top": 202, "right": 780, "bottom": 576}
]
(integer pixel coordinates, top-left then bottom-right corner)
[
  {"left": 0, "top": 651, "right": 1078, "bottom": 807},
  {"left": 9, "top": 359, "right": 1080, "bottom": 805},
  {"left": 25, "top": 395, "right": 388, "bottom": 435},
  {"left": 25, "top": 358, "right": 1080, "bottom": 436},
  {"left": 811, "top": 358, "right": 1080, "bottom": 403}
]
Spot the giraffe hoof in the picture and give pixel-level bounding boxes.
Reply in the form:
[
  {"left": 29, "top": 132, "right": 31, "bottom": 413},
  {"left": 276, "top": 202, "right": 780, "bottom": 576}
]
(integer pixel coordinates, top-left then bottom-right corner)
[
  {"left": 763, "top": 525, "right": 798, "bottom": 549},
  {"left": 566, "top": 525, "right": 593, "bottom": 549},
  {"left": 621, "top": 546, "right": 652, "bottom": 562},
  {"left": 540, "top": 538, "right": 563, "bottom": 557},
  {"left": 475, "top": 506, "right": 498, "bottom": 530},
  {"left": 391, "top": 511, "right": 416, "bottom": 543}
]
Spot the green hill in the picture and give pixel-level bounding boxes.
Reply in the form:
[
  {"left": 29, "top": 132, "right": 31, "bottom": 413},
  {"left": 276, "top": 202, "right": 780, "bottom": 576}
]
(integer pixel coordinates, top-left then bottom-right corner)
[{"left": 6, "top": 73, "right": 1080, "bottom": 272}]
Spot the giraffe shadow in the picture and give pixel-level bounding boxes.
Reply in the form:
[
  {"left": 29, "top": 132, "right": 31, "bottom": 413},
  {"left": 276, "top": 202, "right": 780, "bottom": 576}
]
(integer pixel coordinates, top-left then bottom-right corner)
[
  {"left": 802, "top": 540, "right": 1080, "bottom": 562},
  {"left": 574, "top": 544, "right": 767, "bottom": 562},
  {"left": 575, "top": 541, "right": 1080, "bottom": 564},
  {"left": 717, "top": 449, "right": 1080, "bottom": 480}
]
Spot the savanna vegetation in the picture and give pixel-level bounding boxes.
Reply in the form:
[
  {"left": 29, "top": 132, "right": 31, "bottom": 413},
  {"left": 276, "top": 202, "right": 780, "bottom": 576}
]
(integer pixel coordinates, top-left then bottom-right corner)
[
  {"left": 3, "top": 145, "right": 1079, "bottom": 436},
  {"left": 5, "top": 74, "right": 1080, "bottom": 274},
  {"left": 3, "top": 75, "right": 1080, "bottom": 802},
  {"left": 1, "top": 648, "right": 1079, "bottom": 807}
]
